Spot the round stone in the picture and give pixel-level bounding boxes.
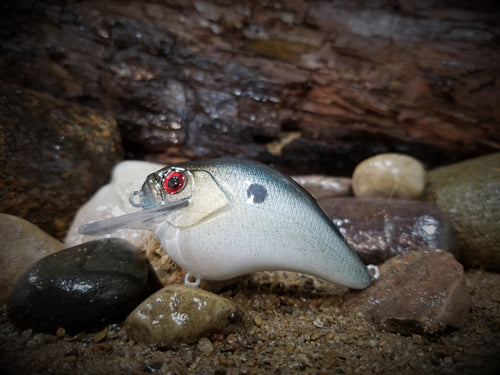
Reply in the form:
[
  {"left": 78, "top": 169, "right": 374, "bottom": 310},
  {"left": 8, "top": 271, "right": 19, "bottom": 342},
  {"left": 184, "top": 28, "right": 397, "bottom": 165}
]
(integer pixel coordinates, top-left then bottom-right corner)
[
  {"left": 425, "top": 153, "right": 500, "bottom": 270},
  {"left": 125, "top": 284, "right": 240, "bottom": 347},
  {"left": 7, "top": 238, "right": 161, "bottom": 333},
  {"left": 0, "top": 214, "right": 63, "bottom": 303},
  {"left": 352, "top": 153, "right": 425, "bottom": 199}
]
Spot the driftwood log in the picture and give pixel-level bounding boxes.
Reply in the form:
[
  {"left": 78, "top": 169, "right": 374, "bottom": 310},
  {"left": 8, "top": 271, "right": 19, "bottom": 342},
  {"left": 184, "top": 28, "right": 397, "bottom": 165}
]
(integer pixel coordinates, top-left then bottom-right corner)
[{"left": 1, "top": 0, "right": 499, "bottom": 175}]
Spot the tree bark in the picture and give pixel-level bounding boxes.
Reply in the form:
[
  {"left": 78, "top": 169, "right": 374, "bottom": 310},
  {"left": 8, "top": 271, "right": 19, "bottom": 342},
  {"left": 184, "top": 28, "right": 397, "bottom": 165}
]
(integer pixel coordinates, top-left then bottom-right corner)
[{"left": 1, "top": 0, "right": 499, "bottom": 175}]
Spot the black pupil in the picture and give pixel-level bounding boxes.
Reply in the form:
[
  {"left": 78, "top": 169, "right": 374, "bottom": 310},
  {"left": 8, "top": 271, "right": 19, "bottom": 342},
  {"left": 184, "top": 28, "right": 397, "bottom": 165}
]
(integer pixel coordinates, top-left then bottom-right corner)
[{"left": 168, "top": 176, "right": 180, "bottom": 189}]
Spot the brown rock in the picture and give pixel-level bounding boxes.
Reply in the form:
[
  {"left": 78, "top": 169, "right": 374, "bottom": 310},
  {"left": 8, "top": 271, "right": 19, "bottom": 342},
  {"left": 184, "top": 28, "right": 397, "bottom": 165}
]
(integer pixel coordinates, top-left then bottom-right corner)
[
  {"left": 319, "top": 197, "right": 458, "bottom": 264},
  {"left": 0, "top": 84, "right": 123, "bottom": 239},
  {"left": 345, "top": 250, "right": 471, "bottom": 334},
  {"left": 0, "top": 214, "right": 64, "bottom": 303}
]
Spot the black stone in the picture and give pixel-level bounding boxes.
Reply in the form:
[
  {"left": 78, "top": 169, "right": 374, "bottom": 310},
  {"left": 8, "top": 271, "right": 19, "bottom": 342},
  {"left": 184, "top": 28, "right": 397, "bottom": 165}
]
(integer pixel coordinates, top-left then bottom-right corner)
[{"left": 7, "top": 238, "right": 162, "bottom": 333}]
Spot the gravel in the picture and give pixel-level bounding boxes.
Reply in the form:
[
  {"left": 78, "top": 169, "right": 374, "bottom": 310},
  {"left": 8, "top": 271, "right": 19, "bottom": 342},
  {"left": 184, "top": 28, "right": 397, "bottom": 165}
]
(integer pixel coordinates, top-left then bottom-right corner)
[{"left": 1, "top": 269, "right": 499, "bottom": 375}]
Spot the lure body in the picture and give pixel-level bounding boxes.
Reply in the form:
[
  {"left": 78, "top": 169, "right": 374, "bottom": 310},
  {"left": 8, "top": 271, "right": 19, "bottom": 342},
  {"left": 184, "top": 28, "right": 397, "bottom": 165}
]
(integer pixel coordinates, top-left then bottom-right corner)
[{"left": 130, "top": 158, "right": 376, "bottom": 289}]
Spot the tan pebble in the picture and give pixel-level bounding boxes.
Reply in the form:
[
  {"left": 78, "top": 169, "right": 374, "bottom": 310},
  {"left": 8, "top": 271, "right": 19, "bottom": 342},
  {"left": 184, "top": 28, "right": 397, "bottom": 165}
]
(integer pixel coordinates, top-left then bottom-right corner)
[
  {"left": 474, "top": 324, "right": 487, "bottom": 334},
  {"left": 73, "top": 331, "right": 87, "bottom": 340},
  {"left": 226, "top": 333, "right": 238, "bottom": 344},
  {"left": 412, "top": 334, "right": 424, "bottom": 344},
  {"left": 119, "top": 358, "right": 137, "bottom": 370},
  {"left": 20, "top": 329, "right": 33, "bottom": 340},
  {"left": 254, "top": 316, "right": 263, "bottom": 326},
  {"left": 297, "top": 353, "right": 313, "bottom": 367},
  {"left": 352, "top": 153, "right": 425, "bottom": 199},
  {"left": 125, "top": 285, "right": 239, "bottom": 347},
  {"left": 56, "top": 327, "right": 66, "bottom": 339},
  {"left": 217, "top": 355, "right": 229, "bottom": 366},
  {"left": 312, "top": 318, "right": 324, "bottom": 328},
  {"left": 91, "top": 343, "right": 113, "bottom": 353},
  {"left": 270, "top": 279, "right": 282, "bottom": 288},
  {"left": 285, "top": 343, "right": 294, "bottom": 352},
  {"left": 92, "top": 327, "right": 108, "bottom": 343},
  {"left": 323, "top": 349, "right": 341, "bottom": 367},
  {"left": 197, "top": 337, "right": 214, "bottom": 355}
]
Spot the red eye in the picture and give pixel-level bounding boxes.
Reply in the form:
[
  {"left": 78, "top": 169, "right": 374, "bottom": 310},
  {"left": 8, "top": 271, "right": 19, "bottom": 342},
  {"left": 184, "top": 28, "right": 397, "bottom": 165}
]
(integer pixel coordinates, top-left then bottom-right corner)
[{"left": 162, "top": 171, "right": 186, "bottom": 194}]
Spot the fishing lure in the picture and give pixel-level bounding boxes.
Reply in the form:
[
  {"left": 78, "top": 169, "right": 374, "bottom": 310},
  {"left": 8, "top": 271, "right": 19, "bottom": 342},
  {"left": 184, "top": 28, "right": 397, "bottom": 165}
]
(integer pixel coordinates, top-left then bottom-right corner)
[{"left": 80, "top": 158, "right": 379, "bottom": 288}]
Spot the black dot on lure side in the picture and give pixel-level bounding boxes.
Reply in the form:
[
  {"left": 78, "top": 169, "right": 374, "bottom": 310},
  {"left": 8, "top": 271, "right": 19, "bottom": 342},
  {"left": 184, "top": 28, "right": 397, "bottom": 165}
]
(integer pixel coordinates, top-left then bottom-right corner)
[{"left": 247, "top": 183, "right": 267, "bottom": 204}]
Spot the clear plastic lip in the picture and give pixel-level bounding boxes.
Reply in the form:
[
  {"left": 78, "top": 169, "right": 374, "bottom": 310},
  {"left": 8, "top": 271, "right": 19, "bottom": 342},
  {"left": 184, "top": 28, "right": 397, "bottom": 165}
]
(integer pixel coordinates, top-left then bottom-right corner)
[{"left": 78, "top": 199, "right": 189, "bottom": 236}]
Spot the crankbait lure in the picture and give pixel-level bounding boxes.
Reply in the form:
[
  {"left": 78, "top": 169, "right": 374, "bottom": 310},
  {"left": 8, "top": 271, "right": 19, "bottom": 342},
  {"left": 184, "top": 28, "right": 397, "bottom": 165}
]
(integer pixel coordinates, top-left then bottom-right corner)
[{"left": 80, "top": 158, "right": 379, "bottom": 288}]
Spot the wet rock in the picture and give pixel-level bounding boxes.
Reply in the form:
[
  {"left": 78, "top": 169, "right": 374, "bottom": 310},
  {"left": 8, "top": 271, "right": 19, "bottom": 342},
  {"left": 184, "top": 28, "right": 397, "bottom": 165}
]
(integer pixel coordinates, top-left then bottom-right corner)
[
  {"left": 352, "top": 153, "right": 425, "bottom": 199},
  {"left": 7, "top": 238, "right": 161, "bottom": 333},
  {"left": 197, "top": 337, "right": 214, "bottom": 355},
  {"left": 345, "top": 250, "right": 471, "bottom": 334},
  {"left": 319, "top": 197, "right": 458, "bottom": 264},
  {"left": 0, "top": 84, "right": 123, "bottom": 240},
  {"left": 65, "top": 160, "right": 163, "bottom": 248},
  {"left": 0, "top": 214, "right": 64, "bottom": 303},
  {"left": 425, "top": 153, "right": 500, "bottom": 271},
  {"left": 125, "top": 285, "right": 239, "bottom": 348},
  {"left": 291, "top": 175, "right": 352, "bottom": 199}
]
